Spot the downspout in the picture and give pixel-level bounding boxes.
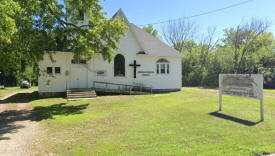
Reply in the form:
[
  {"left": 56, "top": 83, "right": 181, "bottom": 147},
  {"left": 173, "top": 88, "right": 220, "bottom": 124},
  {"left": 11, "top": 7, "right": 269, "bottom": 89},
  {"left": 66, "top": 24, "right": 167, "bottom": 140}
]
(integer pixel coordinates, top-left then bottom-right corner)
[
  {"left": 66, "top": 53, "right": 68, "bottom": 90},
  {"left": 87, "top": 61, "right": 88, "bottom": 88}
]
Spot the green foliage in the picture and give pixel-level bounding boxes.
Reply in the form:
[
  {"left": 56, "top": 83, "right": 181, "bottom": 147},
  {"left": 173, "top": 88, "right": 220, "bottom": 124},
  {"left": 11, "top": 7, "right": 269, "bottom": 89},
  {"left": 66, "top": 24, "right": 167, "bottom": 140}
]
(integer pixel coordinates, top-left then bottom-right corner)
[
  {"left": 0, "top": 0, "right": 128, "bottom": 77},
  {"left": 142, "top": 24, "right": 161, "bottom": 39},
  {"left": 181, "top": 30, "right": 275, "bottom": 88},
  {"left": 0, "top": 0, "right": 20, "bottom": 44}
]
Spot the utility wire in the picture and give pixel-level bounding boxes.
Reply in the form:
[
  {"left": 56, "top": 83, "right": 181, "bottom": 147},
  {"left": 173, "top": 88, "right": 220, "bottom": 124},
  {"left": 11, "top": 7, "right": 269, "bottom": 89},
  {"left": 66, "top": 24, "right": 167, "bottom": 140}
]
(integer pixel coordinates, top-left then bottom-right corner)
[{"left": 138, "top": 0, "right": 254, "bottom": 26}]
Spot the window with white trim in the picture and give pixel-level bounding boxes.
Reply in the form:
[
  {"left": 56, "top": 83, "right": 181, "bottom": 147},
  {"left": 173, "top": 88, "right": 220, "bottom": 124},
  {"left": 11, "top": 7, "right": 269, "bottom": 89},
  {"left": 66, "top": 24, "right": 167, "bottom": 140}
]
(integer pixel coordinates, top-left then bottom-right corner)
[{"left": 156, "top": 59, "right": 169, "bottom": 74}]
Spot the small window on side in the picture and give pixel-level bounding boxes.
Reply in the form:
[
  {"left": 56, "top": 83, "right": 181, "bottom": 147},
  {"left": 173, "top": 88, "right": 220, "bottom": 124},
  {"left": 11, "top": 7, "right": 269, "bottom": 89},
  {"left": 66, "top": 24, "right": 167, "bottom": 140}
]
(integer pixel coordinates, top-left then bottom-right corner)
[
  {"left": 79, "top": 60, "right": 86, "bottom": 64},
  {"left": 167, "top": 64, "right": 169, "bottom": 74},
  {"left": 55, "top": 67, "right": 61, "bottom": 74},
  {"left": 71, "top": 59, "right": 78, "bottom": 64},
  {"left": 47, "top": 67, "right": 53, "bottom": 74}
]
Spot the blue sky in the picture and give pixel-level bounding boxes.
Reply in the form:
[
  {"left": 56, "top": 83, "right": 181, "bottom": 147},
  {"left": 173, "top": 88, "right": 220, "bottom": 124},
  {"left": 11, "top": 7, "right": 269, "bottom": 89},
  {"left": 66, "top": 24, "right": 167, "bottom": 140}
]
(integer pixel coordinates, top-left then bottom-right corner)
[{"left": 100, "top": 0, "right": 275, "bottom": 39}]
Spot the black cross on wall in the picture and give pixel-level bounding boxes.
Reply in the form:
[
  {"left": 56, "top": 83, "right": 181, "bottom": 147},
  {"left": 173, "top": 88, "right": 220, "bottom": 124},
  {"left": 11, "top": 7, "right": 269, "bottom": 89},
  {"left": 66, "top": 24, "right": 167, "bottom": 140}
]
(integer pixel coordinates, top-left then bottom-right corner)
[{"left": 129, "top": 60, "right": 141, "bottom": 78}]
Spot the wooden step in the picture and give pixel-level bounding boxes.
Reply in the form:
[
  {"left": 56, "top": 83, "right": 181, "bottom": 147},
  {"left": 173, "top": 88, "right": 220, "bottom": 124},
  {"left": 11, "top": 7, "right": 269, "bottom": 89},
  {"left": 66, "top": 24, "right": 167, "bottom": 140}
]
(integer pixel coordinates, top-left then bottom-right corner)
[
  {"left": 67, "top": 93, "right": 96, "bottom": 96},
  {"left": 67, "top": 88, "right": 92, "bottom": 91},
  {"left": 67, "top": 91, "right": 94, "bottom": 94},
  {"left": 67, "top": 94, "right": 96, "bottom": 98},
  {"left": 66, "top": 89, "right": 97, "bottom": 100},
  {"left": 67, "top": 92, "right": 97, "bottom": 96}
]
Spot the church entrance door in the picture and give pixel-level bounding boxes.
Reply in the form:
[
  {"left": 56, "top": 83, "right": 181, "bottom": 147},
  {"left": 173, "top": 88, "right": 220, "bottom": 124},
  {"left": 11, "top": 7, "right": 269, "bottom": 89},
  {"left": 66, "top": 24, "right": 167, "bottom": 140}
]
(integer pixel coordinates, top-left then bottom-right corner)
[{"left": 69, "top": 67, "right": 88, "bottom": 89}]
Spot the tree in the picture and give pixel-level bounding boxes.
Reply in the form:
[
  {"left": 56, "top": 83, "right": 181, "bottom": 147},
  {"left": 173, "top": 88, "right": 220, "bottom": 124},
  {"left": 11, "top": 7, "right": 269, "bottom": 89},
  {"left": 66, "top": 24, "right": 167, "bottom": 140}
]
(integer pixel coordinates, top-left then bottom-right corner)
[
  {"left": 162, "top": 19, "right": 197, "bottom": 52},
  {"left": 0, "top": 1, "right": 20, "bottom": 45},
  {"left": 0, "top": 0, "right": 128, "bottom": 77},
  {"left": 220, "top": 18, "right": 270, "bottom": 73},
  {"left": 178, "top": 18, "right": 273, "bottom": 87},
  {"left": 198, "top": 27, "right": 218, "bottom": 68},
  {"left": 142, "top": 24, "right": 161, "bottom": 39}
]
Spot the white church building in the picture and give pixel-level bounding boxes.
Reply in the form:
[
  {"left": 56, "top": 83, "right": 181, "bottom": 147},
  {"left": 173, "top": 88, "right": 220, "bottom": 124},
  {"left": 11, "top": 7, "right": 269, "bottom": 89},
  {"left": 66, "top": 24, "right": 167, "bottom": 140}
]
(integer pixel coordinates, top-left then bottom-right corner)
[{"left": 38, "top": 9, "right": 183, "bottom": 96}]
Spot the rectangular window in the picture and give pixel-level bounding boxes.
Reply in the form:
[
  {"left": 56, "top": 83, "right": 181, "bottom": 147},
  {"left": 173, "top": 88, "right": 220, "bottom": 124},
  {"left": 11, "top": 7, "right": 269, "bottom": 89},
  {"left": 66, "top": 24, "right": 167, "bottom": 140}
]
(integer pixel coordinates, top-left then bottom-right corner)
[
  {"left": 79, "top": 60, "right": 87, "bottom": 64},
  {"left": 160, "top": 64, "right": 166, "bottom": 74},
  {"left": 167, "top": 64, "right": 169, "bottom": 74},
  {"left": 47, "top": 67, "right": 53, "bottom": 74},
  {"left": 71, "top": 59, "right": 78, "bottom": 64},
  {"left": 72, "top": 59, "right": 86, "bottom": 64},
  {"left": 55, "top": 67, "right": 61, "bottom": 74},
  {"left": 156, "top": 64, "right": 159, "bottom": 74}
]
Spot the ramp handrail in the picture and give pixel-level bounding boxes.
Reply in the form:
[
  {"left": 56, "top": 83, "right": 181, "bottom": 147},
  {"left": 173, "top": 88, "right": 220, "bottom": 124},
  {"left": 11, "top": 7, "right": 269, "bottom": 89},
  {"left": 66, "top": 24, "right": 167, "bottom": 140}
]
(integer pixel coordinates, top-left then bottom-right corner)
[{"left": 93, "top": 81, "right": 152, "bottom": 94}]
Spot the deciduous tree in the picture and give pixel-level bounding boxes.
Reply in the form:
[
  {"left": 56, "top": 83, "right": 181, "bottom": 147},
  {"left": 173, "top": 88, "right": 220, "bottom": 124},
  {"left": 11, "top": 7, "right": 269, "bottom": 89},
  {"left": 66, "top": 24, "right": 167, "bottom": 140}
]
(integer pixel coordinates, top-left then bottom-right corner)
[
  {"left": 142, "top": 24, "right": 161, "bottom": 39},
  {"left": 0, "top": 0, "right": 128, "bottom": 78}
]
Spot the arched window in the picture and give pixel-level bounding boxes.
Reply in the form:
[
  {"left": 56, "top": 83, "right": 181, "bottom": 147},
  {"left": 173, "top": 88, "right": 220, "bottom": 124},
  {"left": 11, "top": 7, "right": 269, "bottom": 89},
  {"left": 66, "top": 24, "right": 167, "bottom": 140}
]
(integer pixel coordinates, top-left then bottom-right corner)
[
  {"left": 114, "top": 54, "right": 125, "bottom": 77},
  {"left": 156, "top": 58, "right": 169, "bottom": 74}
]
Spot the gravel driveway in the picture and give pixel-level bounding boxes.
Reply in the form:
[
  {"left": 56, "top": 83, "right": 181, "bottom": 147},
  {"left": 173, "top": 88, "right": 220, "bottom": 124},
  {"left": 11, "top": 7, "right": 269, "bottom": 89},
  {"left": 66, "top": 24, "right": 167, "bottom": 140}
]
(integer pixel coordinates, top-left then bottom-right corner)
[{"left": 0, "top": 91, "right": 40, "bottom": 156}]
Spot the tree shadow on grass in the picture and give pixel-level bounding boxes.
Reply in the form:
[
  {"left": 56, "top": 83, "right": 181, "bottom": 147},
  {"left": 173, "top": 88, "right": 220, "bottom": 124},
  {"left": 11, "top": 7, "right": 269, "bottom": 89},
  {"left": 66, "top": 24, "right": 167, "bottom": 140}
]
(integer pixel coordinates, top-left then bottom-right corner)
[
  {"left": 34, "top": 103, "right": 89, "bottom": 120},
  {"left": 0, "top": 91, "right": 39, "bottom": 104},
  {"left": 0, "top": 109, "right": 33, "bottom": 140},
  {"left": 209, "top": 111, "right": 262, "bottom": 126},
  {"left": 0, "top": 103, "right": 88, "bottom": 140}
]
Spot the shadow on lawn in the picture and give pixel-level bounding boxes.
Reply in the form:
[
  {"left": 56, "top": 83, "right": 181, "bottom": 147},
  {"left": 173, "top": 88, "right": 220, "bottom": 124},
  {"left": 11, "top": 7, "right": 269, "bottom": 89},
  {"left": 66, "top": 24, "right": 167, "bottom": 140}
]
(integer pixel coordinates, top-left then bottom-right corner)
[
  {"left": 0, "top": 110, "right": 29, "bottom": 140},
  {"left": 34, "top": 103, "right": 89, "bottom": 120},
  {"left": 0, "top": 91, "right": 42, "bottom": 104},
  {"left": 0, "top": 92, "right": 34, "bottom": 104},
  {"left": 209, "top": 111, "right": 262, "bottom": 126},
  {"left": 0, "top": 102, "right": 88, "bottom": 140},
  {"left": 0, "top": 91, "right": 38, "bottom": 140}
]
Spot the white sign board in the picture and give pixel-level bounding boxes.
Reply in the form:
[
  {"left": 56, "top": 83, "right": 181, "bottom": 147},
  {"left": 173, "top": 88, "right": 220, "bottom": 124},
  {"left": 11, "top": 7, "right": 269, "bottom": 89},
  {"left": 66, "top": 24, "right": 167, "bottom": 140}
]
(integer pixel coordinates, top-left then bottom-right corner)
[
  {"left": 219, "top": 74, "right": 263, "bottom": 100},
  {"left": 219, "top": 74, "right": 264, "bottom": 121}
]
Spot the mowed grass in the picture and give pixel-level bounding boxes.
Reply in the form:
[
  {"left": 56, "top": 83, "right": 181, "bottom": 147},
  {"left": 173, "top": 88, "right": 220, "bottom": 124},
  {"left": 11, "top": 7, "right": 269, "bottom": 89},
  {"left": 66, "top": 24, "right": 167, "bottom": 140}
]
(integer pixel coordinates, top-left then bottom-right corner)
[
  {"left": 265, "top": 89, "right": 275, "bottom": 94},
  {"left": 31, "top": 88, "right": 275, "bottom": 156},
  {"left": 0, "top": 86, "right": 37, "bottom": 99}
]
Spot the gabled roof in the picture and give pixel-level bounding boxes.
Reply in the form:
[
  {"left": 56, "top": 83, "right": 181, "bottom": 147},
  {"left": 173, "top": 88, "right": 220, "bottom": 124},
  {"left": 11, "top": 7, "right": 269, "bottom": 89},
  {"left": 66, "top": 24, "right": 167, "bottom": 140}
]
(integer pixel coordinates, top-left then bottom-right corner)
[
  {"left": 129, "top": 23, "right": 183, "bottom": 57},
  {"left": 112, "top": 8, "right": 129, "bottom": 24},
  {"left": 112, "top": 9, "right": 183, "bottom": 58}
]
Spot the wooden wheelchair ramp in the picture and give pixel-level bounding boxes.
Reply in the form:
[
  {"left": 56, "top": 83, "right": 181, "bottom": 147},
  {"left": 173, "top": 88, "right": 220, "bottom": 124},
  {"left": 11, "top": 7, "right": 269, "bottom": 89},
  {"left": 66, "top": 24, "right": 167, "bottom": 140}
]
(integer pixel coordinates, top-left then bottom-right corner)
[{"left": 93, "top": 81, "right": 152, "bottom": 95}]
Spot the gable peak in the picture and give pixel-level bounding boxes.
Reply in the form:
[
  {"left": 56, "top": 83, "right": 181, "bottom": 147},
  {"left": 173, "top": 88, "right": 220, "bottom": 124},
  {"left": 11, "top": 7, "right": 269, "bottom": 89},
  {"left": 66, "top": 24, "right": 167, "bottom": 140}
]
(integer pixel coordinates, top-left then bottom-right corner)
[{"left": 112, "top": 8, "right": 129, "bottom": 23}]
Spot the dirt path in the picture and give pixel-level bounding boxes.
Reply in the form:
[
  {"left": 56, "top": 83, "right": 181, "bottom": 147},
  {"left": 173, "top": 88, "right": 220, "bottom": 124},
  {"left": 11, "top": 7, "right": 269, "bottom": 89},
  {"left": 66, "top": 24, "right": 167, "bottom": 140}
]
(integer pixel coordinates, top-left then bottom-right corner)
[{"left": 0, "top": 91, "right": 40, "bottom": 156}]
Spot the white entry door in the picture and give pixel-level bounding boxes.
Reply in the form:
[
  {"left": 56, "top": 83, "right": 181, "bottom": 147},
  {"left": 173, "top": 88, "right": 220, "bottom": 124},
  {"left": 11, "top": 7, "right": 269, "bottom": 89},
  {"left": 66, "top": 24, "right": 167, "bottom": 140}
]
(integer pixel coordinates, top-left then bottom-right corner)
[{"left": 70, "top": 67, "right": 88, "bottom": 89}]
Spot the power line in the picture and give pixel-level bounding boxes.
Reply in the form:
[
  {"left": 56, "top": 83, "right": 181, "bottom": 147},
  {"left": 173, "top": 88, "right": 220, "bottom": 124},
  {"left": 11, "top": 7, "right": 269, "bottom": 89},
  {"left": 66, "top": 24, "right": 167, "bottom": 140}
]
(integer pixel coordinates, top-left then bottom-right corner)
[{"left": 138, "top": 0, "right": 255, "bottom": 26}]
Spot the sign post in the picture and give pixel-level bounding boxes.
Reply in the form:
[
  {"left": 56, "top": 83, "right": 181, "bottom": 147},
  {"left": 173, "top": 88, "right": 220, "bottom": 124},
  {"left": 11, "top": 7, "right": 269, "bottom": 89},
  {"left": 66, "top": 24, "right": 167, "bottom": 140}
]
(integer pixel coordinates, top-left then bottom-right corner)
[
  {"left": 219, "top": 74, "right": 264, "bottom": 121},
  {"left": 260, "top": 98, "right": 264, "bottom": 121},
  {"left": 219, "top": 76, "right": 223, "bottom": 111}
]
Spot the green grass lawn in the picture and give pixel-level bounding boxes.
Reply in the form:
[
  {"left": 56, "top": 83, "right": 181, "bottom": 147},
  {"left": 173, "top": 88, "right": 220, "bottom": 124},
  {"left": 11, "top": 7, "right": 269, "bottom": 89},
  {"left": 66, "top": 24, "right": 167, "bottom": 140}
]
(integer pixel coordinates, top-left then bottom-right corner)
[
  {"left": 0, "top": 86, "right": 37, "bottom": 99},
  {"left": 31, "top": 88, "right": 275, "bottom": 156},
  {"left": 265, "top": 89, "right": 275, "bottom": 94}
]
